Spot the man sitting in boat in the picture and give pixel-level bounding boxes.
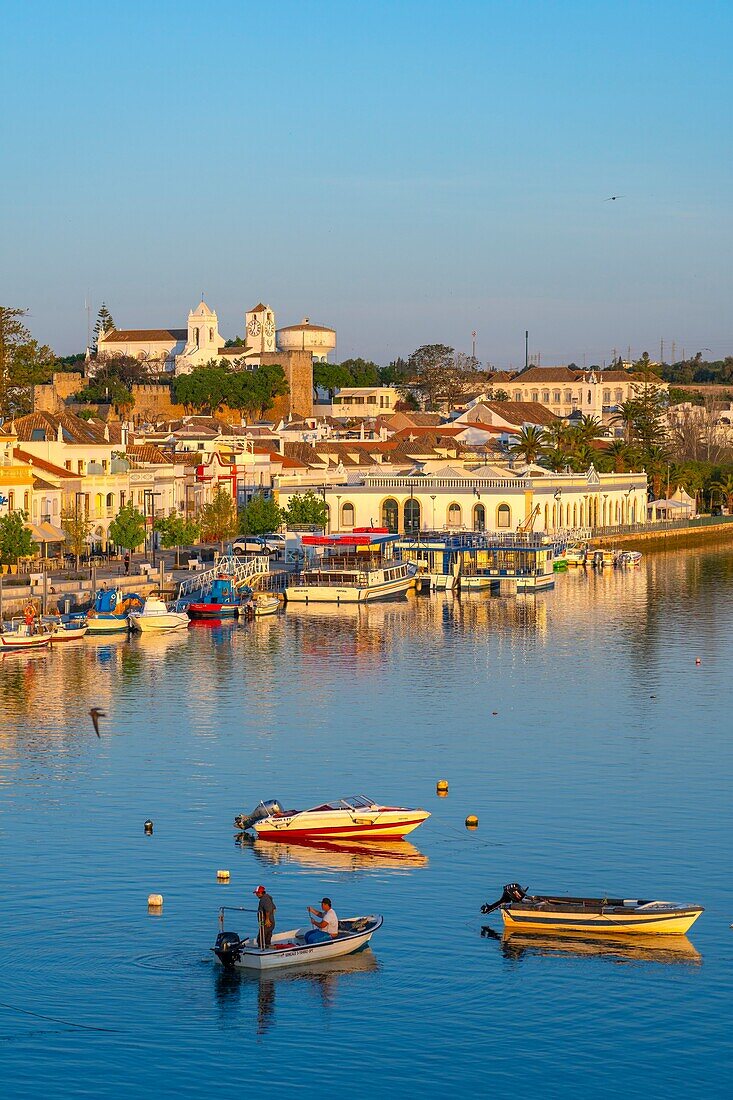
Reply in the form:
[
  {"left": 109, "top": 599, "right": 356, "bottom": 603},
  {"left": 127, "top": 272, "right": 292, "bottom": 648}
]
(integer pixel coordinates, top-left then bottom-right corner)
[
  {"left": 306, "top": 898, "right": 339, "bottom": 943},
  {"left": 254, "top": 885, "right": 276, "bottom": 948}
]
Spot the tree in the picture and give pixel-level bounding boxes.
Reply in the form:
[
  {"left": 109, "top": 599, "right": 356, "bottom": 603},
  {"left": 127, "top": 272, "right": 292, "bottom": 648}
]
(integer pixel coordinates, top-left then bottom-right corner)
[
  {"left": 92, "top": 303, "right": 115, "bottom": 352},
  {"left": 0, "top": 306, "right": 55, "bottom": 417},
  {"left": 75, "top": 376, "right": 135, "bottom": 415},
  {"left": 155, "top": 513, "right": 200, "bottom": 567},
  {"left": 314, "top": 363, "right": 354, "bottom": 400},
  {"left": 239, "top": 493, "right": 282, "bottom": 536},
  {"left": 401, "top": 344, "right": 456, "bottom": 410},
  {"left": 61, "top": 504, "right": 93, "bottom": 570},
  {"left": 492, "top": 388, "right": 510, "bottom": 402},
  {"left": 711, "top": 474, "right": 733, "bottom": 513},
  {"left": 199, "top": 487, "right": 237, "bottom": 544},
  {"left": 576, "top": 414, "right": 605, "bottom": 444},
  {"left": 282, "top": 489, "right": 328, "bottom": 529},
  {"left": 339, "top": 358, "right": 381, "bottom": 387},
  {"left": 607, "top": 440, "right": 629, "bottom": 473},
  {"left": 172, "top": 364, "right": 230, "bottom": 414},
  {"left": 508, "top": 425, "right": 546, "bottom": 464},
  {"left": 379, "top": 357, "right": 409, "bottom": 385},
  {"left": 0, "top": 509, "right": 34, "bottom": 565},
  {"left": 108, "top": 502, "right": 146, "bottom": 552}
]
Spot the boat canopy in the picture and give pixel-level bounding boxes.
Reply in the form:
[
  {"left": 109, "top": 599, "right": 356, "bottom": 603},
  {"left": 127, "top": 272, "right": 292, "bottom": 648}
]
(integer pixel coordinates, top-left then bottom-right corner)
[
  {"left": 302, "top": 529, "right": 398, "bottom": 549},
  {"left": 310, "top": 795, "right": 376, "bottom": 811}
]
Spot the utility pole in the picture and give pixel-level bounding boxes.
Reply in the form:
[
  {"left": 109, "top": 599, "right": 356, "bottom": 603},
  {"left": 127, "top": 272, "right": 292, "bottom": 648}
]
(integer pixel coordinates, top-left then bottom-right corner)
[
  {"left": 471, "top": 330, "right": 476, "bottom": 359},
  {"left": 671, "top": 341, "right": 676, "bottom": 365},
  {"left": 525, "top": 330, "right": 529, "bottom": 371},
  {"left": 660, "top": 337, "right": 664, "bottom": 365}
]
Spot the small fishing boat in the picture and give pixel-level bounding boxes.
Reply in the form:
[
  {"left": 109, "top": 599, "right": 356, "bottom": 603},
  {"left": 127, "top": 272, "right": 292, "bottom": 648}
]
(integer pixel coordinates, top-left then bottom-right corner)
[
  {"left": 591, "top": 548, "right": 619, "bottom": 569},
  {"left": 0, "top": 620, "right": 52, "bottom": 650},
  {"left": 129, "top": 596, "right": 189, "bottom": 632},
  {"left": 86, "top": 588, "right": 145, "bottom": 634},
  {"left": 252, "top": 594, "right": 281, "bottom": 617},
  {"left": 565, "top": 544, "right": 587, "bottom": 567},
  {"left": 186, "top": 576, "right": 249, "bottom": 620},
  {"left": 48, "top": 618, "right": 88, "bottom": 641},
  {"left": 234, "top": 794, "right": 430, "bottom": 841},
  {"left": 619, "top": 550, "right": 642, "bottom": 568},
  {"left": 212, "top": 908, "right": 383, "bottom": 971},
  {"left": 481, "top": 883, "right": 703, "bottom": 936}
]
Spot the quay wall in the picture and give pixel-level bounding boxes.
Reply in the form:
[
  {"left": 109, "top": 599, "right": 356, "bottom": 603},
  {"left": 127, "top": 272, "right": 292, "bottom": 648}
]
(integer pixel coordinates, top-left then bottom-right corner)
[{"left": 593, "top": 518, "right": 733, "bottom": 549}]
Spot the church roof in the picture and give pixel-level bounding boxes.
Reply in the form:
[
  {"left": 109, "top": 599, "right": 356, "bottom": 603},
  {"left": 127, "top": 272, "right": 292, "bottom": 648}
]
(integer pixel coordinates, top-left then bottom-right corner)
[
  {"left": 192, "top": 300, "right": 214, "bottom": 316},
  {"left": 100, "top": 328, "right": 187, "bottom": 343},
  {"left": 513, "top": 367, "right": 581, "bottom": 382},
  {"left": 248, "top": 303, "right": 268, "bottom": 313}
]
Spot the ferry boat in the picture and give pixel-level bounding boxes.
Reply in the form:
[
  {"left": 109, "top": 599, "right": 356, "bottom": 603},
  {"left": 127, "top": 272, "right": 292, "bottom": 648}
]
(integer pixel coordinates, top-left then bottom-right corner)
[
  {"left": 84, "top": 588, "right": 145, "bottom": 635},
  {"left": 234, "top": 794, "right": 430, "bottom": 841},
  {"left": 400, "top": 532, "right": 556, "bottom": 593},
  {"left": 287, "top": 530, "right": 416, "bottom": 604},
  {"left": 481, "top": 883, "right": 703, "bottom": 936},
  {"left": 186, "top": 576, "right": 250, "bottom": 620},
  {"left": 129, "top": 596, "right": 189, "bottom": 632},
  {"left": 213, "top": 908, "right": 383, "bottom": 972}
]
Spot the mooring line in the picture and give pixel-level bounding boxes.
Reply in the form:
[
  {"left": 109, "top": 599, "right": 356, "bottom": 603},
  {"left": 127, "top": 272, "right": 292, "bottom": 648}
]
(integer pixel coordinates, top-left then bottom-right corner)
[{"left": 0, "top": 999, "right": 118, "bottom": 1033}]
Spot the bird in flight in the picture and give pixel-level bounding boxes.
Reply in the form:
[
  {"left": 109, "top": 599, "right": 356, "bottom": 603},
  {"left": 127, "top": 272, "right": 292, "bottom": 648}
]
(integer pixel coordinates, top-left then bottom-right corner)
[
  {"left": 605, "top": 195, "right": 624, "bottom": 201},
  {"left": 89, "top": 708, "right": 106, "bottom": 737}
]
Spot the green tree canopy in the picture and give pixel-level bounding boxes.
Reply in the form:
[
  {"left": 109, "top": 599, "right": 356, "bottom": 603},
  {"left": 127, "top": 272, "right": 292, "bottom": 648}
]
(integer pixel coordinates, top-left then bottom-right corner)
[
  {"left": 75, "top": 376, "right": 135, "bottom": 414},
  {"left": 92, "top": 303, "right": 115, "bottom": 352},
  {"left": 154, "top": 513, "right": 200, "bottom": 549},
  {"left": 61, "top": 505, "right": 93, "bottom": 566},
  {"left": 508, "top": 425, "right": 547, "bottom": 464},
  {"left": 239, "top": 493, "right": 283, "bottom": 536},
  {"left": 0, "top": 509, "right": 34, "bottom": 564},
  {"left": 199, "top": 487, "right": 237, "bottom": 543},
  {"left": 281, "top": 489, "right": 328, "bottom": 529},
  {"left": 0, "top": 306, "right": 56, "bottom": 417},
  {"left": 314, "top": 363, "right": 354, "bottom": 399},
  {"left": 108, "top": 502, "right": 146, "bottom": 551},
  {"left": 172, "top": 362, "right": 289, "bottom": 417},
  {"left": 401, "top": 344, "right": 456, "bottom": 410},
  {"left": 339, "top": 358, "right": 381, "bottom": 387}
]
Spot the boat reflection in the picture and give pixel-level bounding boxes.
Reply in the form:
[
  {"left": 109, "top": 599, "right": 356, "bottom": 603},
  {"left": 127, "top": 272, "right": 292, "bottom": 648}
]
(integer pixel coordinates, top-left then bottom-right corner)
[
  {"left": 236, "top": 831, "right": 428, "bottom": 871},
  {"left": 481, "top": 926, "right": 701, "bottom": 966},
  {"left": 214, "top": 948, "right": 380, "bottom": 1035}
]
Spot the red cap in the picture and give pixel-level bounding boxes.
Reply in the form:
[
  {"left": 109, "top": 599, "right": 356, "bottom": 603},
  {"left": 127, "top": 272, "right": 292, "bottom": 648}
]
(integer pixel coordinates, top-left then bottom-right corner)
[{"left": 253, "top": 885, "right": 266, "bottom": 896}]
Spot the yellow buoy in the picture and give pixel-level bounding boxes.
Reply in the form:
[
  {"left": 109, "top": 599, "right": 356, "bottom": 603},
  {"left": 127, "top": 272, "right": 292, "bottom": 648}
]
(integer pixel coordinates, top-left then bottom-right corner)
[
  {"left": 465, "top": 814, "right": 479, "bottom": 829},
  {"left": 437, "top": 790, "right": 448, "bottom": 798},
  {"left": 436, "top": 779, "right": 449, "bottom": 793},
  {"left": 216, "top": 869, "right": 230, "bottom": 882},
  {"left": 148, "top": 893, "right": 163, "bottom": 908}
]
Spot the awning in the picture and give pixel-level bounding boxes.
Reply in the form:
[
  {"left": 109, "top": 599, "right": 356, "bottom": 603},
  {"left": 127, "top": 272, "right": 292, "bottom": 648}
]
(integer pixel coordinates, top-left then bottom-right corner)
[{"left": 26, "top": 521, "right": 67, "bottom": 543}]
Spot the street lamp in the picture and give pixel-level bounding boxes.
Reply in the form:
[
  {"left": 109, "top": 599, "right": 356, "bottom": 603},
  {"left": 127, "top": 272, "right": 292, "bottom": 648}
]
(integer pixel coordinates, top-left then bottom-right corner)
[
  {"left": 430, "top": 494, "right": 436, "bottom": 531},
  {"left": 75, "top": 490, "right": 85, "bottom": 570}
]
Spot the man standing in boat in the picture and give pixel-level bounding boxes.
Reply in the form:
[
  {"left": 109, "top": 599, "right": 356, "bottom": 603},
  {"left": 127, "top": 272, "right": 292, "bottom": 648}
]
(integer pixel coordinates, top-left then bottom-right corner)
[
  {"left": 254, "top": 885, "right": 276, "bottom": 948},
  {"left": 308, "top": 898, "right": 339, "bottom": 938}
]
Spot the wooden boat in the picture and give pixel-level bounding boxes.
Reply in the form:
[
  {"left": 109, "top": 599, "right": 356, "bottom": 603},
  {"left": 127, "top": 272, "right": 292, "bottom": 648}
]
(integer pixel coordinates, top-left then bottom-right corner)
[
  {"left": 481, "top": 883, "right": 703, "bottom": 936},
  {"left": 253, "top": 594, "right": 281, "bottom": 617},
  {"left": 213, "top": 909, "right": 382, "bottom": 971},
  {"left": 288, "top": 530, "right": 416, "bottom": 604},
  {"left": 619, "top": 550, "right": 642, "bottom": 567},
  {"left": 129, "top": 596, "right": 189, "bottom": 632},
  {"left": 234, "top": 794, "right": 430, "bottom": 841},
  {"left": 187, "top": 576, "right": 248, "bottom": 620},
  {"left": 86, "top": 588, "right": 145, "bottom": 634},
  {"left": 565, "top": 544, "right": 587, "bottom": 566},
  {"left": 48, "top": 619, "right": 88, "bottom": 641},
  {"left": 0, "top": 621, "right": 52, "bottom": 650}
]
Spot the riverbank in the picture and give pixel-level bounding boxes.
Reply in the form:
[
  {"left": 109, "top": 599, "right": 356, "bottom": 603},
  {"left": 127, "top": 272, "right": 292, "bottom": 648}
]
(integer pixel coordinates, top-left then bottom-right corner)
[{"left": 593, "top": 520, "right": 733, "bottom": 549}]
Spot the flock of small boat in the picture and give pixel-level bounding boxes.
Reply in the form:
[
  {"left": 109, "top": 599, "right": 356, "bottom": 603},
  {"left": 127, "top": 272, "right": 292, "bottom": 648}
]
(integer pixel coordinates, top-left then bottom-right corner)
[{"left": 210, "top": 792, "right": 704, "bottom": 973}]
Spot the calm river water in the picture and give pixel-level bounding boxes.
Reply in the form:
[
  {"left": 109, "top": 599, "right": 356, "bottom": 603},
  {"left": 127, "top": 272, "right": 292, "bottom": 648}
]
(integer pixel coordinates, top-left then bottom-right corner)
[{"left": 0, "top": 542, "right": 732, "bottom": 1096}]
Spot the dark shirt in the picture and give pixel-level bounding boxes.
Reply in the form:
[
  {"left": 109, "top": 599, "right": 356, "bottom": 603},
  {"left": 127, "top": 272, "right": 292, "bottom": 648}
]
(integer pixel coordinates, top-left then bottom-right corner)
[{"left": 258, "top": 892, "right": 276, "bottom": 923}]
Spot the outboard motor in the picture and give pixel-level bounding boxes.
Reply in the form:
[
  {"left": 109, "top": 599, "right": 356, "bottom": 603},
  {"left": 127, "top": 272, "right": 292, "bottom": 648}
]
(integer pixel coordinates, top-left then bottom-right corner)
[
  {"left": 234, "top": 799, "right": 282, "bottom": 832},
  {"left": 481, "top": 882, "right": 528, "bottom": 915},
  {"left": 213, "top": 932, "right": 243, "bottom": 969}
]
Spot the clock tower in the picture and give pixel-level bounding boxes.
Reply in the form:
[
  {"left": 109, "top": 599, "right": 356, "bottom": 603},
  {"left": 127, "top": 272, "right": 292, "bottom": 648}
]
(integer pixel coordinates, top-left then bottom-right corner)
[{"left": 244, "top": 302, "right": 276, "bottom": 358}]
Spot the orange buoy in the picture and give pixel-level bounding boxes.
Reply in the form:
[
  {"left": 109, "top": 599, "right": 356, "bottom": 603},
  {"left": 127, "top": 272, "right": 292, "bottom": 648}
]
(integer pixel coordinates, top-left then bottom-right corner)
[
  {"left": 465, "top": 815, "right": 479, "bottom": 829},
  {"left": 437, "top": 779, "right": 449, "bottom": 793}
]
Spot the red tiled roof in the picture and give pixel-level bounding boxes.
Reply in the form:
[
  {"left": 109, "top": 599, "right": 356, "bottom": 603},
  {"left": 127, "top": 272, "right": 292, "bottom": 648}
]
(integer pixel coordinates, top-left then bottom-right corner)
[
  {"left": 14, "top": 410, "right": 108, "bottom": 444},
  {"left": 13, "top": 448, "right": 79, "bottom": 478},
  {"left": 100, "top": 328, "right": 186, "bottom": 342}
]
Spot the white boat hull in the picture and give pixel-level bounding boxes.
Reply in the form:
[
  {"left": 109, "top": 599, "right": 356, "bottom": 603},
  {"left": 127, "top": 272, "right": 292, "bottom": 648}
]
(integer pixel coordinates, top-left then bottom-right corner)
[
  {"left": 86, "top": 616, "right": 130, "bottom": 635},
  {"left": 253, "top": 806, "right": 430, "bottom": 841},
  {"left": 218, "top": 917, "right": 382, "bottom": 971},
  {"left": 0, "top": 632, "right": 52, "bottom": 650},
  {"left": 129, "top": 612, "right": 189, "bottom": 632},
  {"left": 287, "top": 571, "right": 414, "bottom": 603}
]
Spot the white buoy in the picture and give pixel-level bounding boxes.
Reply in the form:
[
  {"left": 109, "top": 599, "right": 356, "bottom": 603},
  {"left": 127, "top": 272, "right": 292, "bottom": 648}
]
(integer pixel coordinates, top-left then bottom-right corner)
[
  {"left": 216, "top": 870, "right": 230, "bottom": 882},
  {"left": 148, "top": 893, "right": 163, "bottom": 908}
]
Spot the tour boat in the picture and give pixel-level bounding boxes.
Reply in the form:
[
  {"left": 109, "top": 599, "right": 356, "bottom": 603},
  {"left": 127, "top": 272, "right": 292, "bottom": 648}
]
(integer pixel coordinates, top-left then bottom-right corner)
[
  {"left": 0, "top": 622, "right": 52, "bottom": 650},
  {"left": 129, "top": 596, "right": 189, "bottom": 632},
  {"left": 86, "top": 588, "right": 145, "bottom": 634},
  {"left": 186, "top": 576, "right": 249, "bottom": 620},
  {"left": 287, "top": 530, "right": 416, "bottom": 604},
  {"left": 481, "top": 883, "right": 703, "bottom": 936},
  {"left": 234, "top": 795, "right": 430, "bottom": 841},
  {"left": 212, "top": 909, "right": 383, "bottom": 971}
]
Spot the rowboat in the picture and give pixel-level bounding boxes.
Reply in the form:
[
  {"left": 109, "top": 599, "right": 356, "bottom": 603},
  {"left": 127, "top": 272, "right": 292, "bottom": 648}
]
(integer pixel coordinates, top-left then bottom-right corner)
[
  {"left": 481, "top": 883, "right": 703, "bottom": 936},
  {"left": 212, "top": 909, "right": 383, "bottom": 971},
  {"left": 48, "top": 620, "right": 89, "bottom": 641},
  {"left": 234, "top": 794, "right": 430, "bottom": 841},
  {"left": 129, "top": 596, "right": 189, "bottom": 632}
]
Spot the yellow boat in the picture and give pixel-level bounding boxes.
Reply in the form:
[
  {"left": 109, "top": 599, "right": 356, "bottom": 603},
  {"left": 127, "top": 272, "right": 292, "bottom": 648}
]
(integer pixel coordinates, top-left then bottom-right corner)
[{"left": 481, "top": 883, "right": 703, "bottom": 936}]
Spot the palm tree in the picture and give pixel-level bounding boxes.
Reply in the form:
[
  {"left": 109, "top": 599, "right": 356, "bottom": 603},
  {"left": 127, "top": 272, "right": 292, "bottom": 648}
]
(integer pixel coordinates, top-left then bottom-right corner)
[
  {"left": 508, "top": 425, "right": 547, "bottom": 464},
  {"left": 711, "top": 473, "right": 733, "bottom": 512},
  {"left": 542, "top": 445, "right": 570, "bottom": 473},
  {"left": 607, "top": 439, "right": 629, "bottom": 473},
  {"left": 576, "top": 414, "right": 605, "bottom": 444}
]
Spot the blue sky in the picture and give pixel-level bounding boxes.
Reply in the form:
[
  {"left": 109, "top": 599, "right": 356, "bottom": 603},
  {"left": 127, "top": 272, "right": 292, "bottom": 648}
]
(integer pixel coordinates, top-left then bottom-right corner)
[{"left": 3, "top": 0, "right": 732, "bottom": 366}]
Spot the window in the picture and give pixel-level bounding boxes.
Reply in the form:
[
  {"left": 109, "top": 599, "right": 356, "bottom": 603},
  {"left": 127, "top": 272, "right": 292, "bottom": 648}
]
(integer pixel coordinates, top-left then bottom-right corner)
[
  {"left": 382, "top": 498, "right": 399, "bottom": 532},
  {"left": 514, "top": 390, "right": 522, "bottom": 402},
  {"left": 587, "top": 390, "right": 592, "bottom": 403},
  {"left": 531, "top": 391, "right": 539, "bottom": 402},
  {"left": 447, "top": 502, "right": 462, "bottom": 527},
  {"left": 23, "top": 491, "right": 29, "bottom": 510},
  {"left": 497, "top": 503, "right": 511, "bottom": 528},
  {"left": 385, "top": 396, "right": 391, "bottom": 407},
  {"left": 120, "top": 491, "right": 126, "bottom": 508},
  {"left": 404, "top": 497, "right": 421, "bottom": 534},
  {"left": 194, "top": 327, "right": 199, "bottom": 346},
  {"left": 8, "top": 491, "right": 14, "bottom": 509},
  {"left": 542, "top": 390, "right": 550, "bottom": 404},
  {"left": 564, "top": 390, "right": 572, "bottom": 402},
  {"left": 209, "top": 327, "right": 214, "bottom": 342},
  {"left": 341, "top": 502, "right": 355, "bottom": 528},
  {"left": 367, "top": 396, "right": 376, "bottom": 404},
  {"left": 553, "top": 390, "right": 561, "bottom": 404},
  {"left": 65, "top": 461, "right": 71, "bottom": 471},
  {"left": 615, "top": 388, "right": 623, "bottom": 402},
  {"left": 473, "top": 503, "right": 486, "bottom": 531},
  {"left": 603, "top": 389, "right": 611, "bottom": 404},
  {"left": 106, "top": 493, "right": 114, "bottom": 509},
  {"left": 77, "top": 460, "right": 84, "bottom": 474}
]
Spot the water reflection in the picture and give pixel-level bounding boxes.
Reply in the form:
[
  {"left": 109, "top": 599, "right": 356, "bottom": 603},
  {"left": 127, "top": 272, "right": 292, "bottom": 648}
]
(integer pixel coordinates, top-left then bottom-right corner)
[
  {"left": 236, "top": 832, "right": 428, "bottom": 872},
  {"left": 481, "top": 926, "right": 702, "bottom": 966},
  {"left": 214, "top": 950, "right": 380, "bottom": 1036}
]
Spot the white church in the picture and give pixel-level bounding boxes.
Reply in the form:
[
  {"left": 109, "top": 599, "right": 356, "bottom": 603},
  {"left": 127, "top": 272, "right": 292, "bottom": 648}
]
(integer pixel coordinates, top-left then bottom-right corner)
[{"left": 96, "top": 299, "right": 336, "bottom": 374}]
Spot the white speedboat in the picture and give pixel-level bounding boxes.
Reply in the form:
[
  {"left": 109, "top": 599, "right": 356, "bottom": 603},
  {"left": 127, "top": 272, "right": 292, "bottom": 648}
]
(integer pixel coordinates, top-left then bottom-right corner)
[
  {"left": 619, "top": 550, "right": 642, "bottom": 567},
  {"left": 253, "top": 594, "right": 281, "bottom": 616},
  {"left": 234, "top": 794, "right": 430, "bottom": 841},
  {"left": 129, "top": 596, "right": 189, "bottom": 633},
  {"left": 212, "top": 910, "right": 383, "bottom": 971}
]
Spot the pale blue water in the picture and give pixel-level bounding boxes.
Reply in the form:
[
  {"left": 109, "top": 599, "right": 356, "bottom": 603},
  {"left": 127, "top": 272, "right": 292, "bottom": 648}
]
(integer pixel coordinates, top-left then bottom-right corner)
[{"left": 0, "top": 544, "right": 731, "bottom": 1097}]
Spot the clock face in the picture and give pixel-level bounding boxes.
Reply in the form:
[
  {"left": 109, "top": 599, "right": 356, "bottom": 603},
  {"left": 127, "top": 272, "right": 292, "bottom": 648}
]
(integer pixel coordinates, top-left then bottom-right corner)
[
  {"left": 247, "top": 318, "right": 261, "bottom": 337},
  {"left": 264, "top": 319, "right": 275, "bottom": 337}
]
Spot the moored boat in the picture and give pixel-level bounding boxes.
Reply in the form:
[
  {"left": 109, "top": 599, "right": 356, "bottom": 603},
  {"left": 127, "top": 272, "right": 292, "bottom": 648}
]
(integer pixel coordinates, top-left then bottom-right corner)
[
  {"left": 86, "top": 588, "right": 145, "bottom": 634},
  {"left": 565, "top": 543, "right": 587, "bottom": 567},
  {"left": 252, "top": 594, "right": 281, "bottom": 616},
  {"left": 0, "top": 621, "right": 52, "bottom": 650},
  {"left": 619, "top": 550, "right": 642, "bottom": 567},
  {"left": 129, "top": 596, "right": 189, "bottom": 632},
  {"left": 48, "top": 618, "right": 88, "bottom": 641},
  {"left": 235, "top": 794, "right": 430, "bottom": 841},
  {"left": 186, "top": 576, "right": 249, "bottom": 620},
  {"left": 481, "top": 883, "right": 703, "bottom": 936},
  {"left": 212, "top": 908, "right": 383, "bottom": 971},
  {"left": 287, "top": 530, "right": 416, "bottom": 604}
]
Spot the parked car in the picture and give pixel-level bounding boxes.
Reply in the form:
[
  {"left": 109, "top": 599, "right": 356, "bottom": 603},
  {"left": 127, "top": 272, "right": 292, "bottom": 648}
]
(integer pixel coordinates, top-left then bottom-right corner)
[{"left": 231, "top": 537, "right": 274, "bottom": 556}]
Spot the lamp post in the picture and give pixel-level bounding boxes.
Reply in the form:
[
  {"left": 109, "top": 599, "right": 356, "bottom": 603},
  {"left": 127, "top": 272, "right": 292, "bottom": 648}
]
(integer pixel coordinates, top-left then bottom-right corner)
[
  {"left": 430, "top": 494, "right": 436, "bottom": 531},
  {"left": 74, "top": 490, "right": 85, "bottom": 571}
]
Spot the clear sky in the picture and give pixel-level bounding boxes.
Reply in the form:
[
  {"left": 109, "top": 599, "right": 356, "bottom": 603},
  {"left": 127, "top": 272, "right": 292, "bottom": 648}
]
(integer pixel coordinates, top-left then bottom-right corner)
[{"left": 3, "top": 0, "right": 732, "bottom": 367}]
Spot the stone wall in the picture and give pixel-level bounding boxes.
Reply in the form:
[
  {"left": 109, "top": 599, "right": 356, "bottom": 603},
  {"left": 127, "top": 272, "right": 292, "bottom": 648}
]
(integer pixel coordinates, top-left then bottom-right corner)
[
  {"left": 261, "top": 349, "right": 313, "bottom": 419},
  {"left": 34, "top": 373, "right": 84, "bottom": 413}
]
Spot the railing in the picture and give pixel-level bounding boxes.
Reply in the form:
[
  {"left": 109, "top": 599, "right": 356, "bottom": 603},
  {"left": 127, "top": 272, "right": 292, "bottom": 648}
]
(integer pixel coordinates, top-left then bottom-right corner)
[
  {"left": 364, "top": 476, "right": 528, "bottom": 489},
  {"left": 177, "top": 555, "right": 271, "bottom": 599},
  {"left": 590, "top": 514, "right": 733, "bottom": 538}
]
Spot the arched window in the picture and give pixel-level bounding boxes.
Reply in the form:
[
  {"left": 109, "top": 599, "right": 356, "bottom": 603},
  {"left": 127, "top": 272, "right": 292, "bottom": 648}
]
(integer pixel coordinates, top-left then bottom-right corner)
[
  {"left": 572, "top": 502, "right": 578, "bottom": 526},
  {"left": 404, "top": 497, "right": 421, "bottom": 535},
  {"left": 382, "top": 498, "right": 399, "bottom": 532},
  {"left": 341, "top": 501, "right": 355, "bottom": 528},
  {"left": 23, "top": 491, "right": 29, "bottom": 510},
  {"left": 447, "top": 502, "right": 462, "bottom": 528},
  {"left": 497, "top": 503, "right": 511, "bottom": 528},
  {"left": 603, "top": 389, "right": 611, "bottom": 404},
  {"left": 513, "top": 390, "right": 522, "bottom": 402},
  {"left": 209, "top": 327, "right": 214, "bottom": 342},
  {"left": 194, "top": 327, "right": 199, "bottom": 346},
  {"left": 544, "top": 503, "right": 549, "bottom": 529},
  {"left": 587, "top": 390, "right": 592, "bottom": 403},
  {"left": 95, "top": 493, "right": 104, "bottom": 516},
  {"left": 473, "top": 503, "right": 485, "bottom": 531},
  {"left": 106, "top": 493, "right": 114, "bottom": 509}
]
